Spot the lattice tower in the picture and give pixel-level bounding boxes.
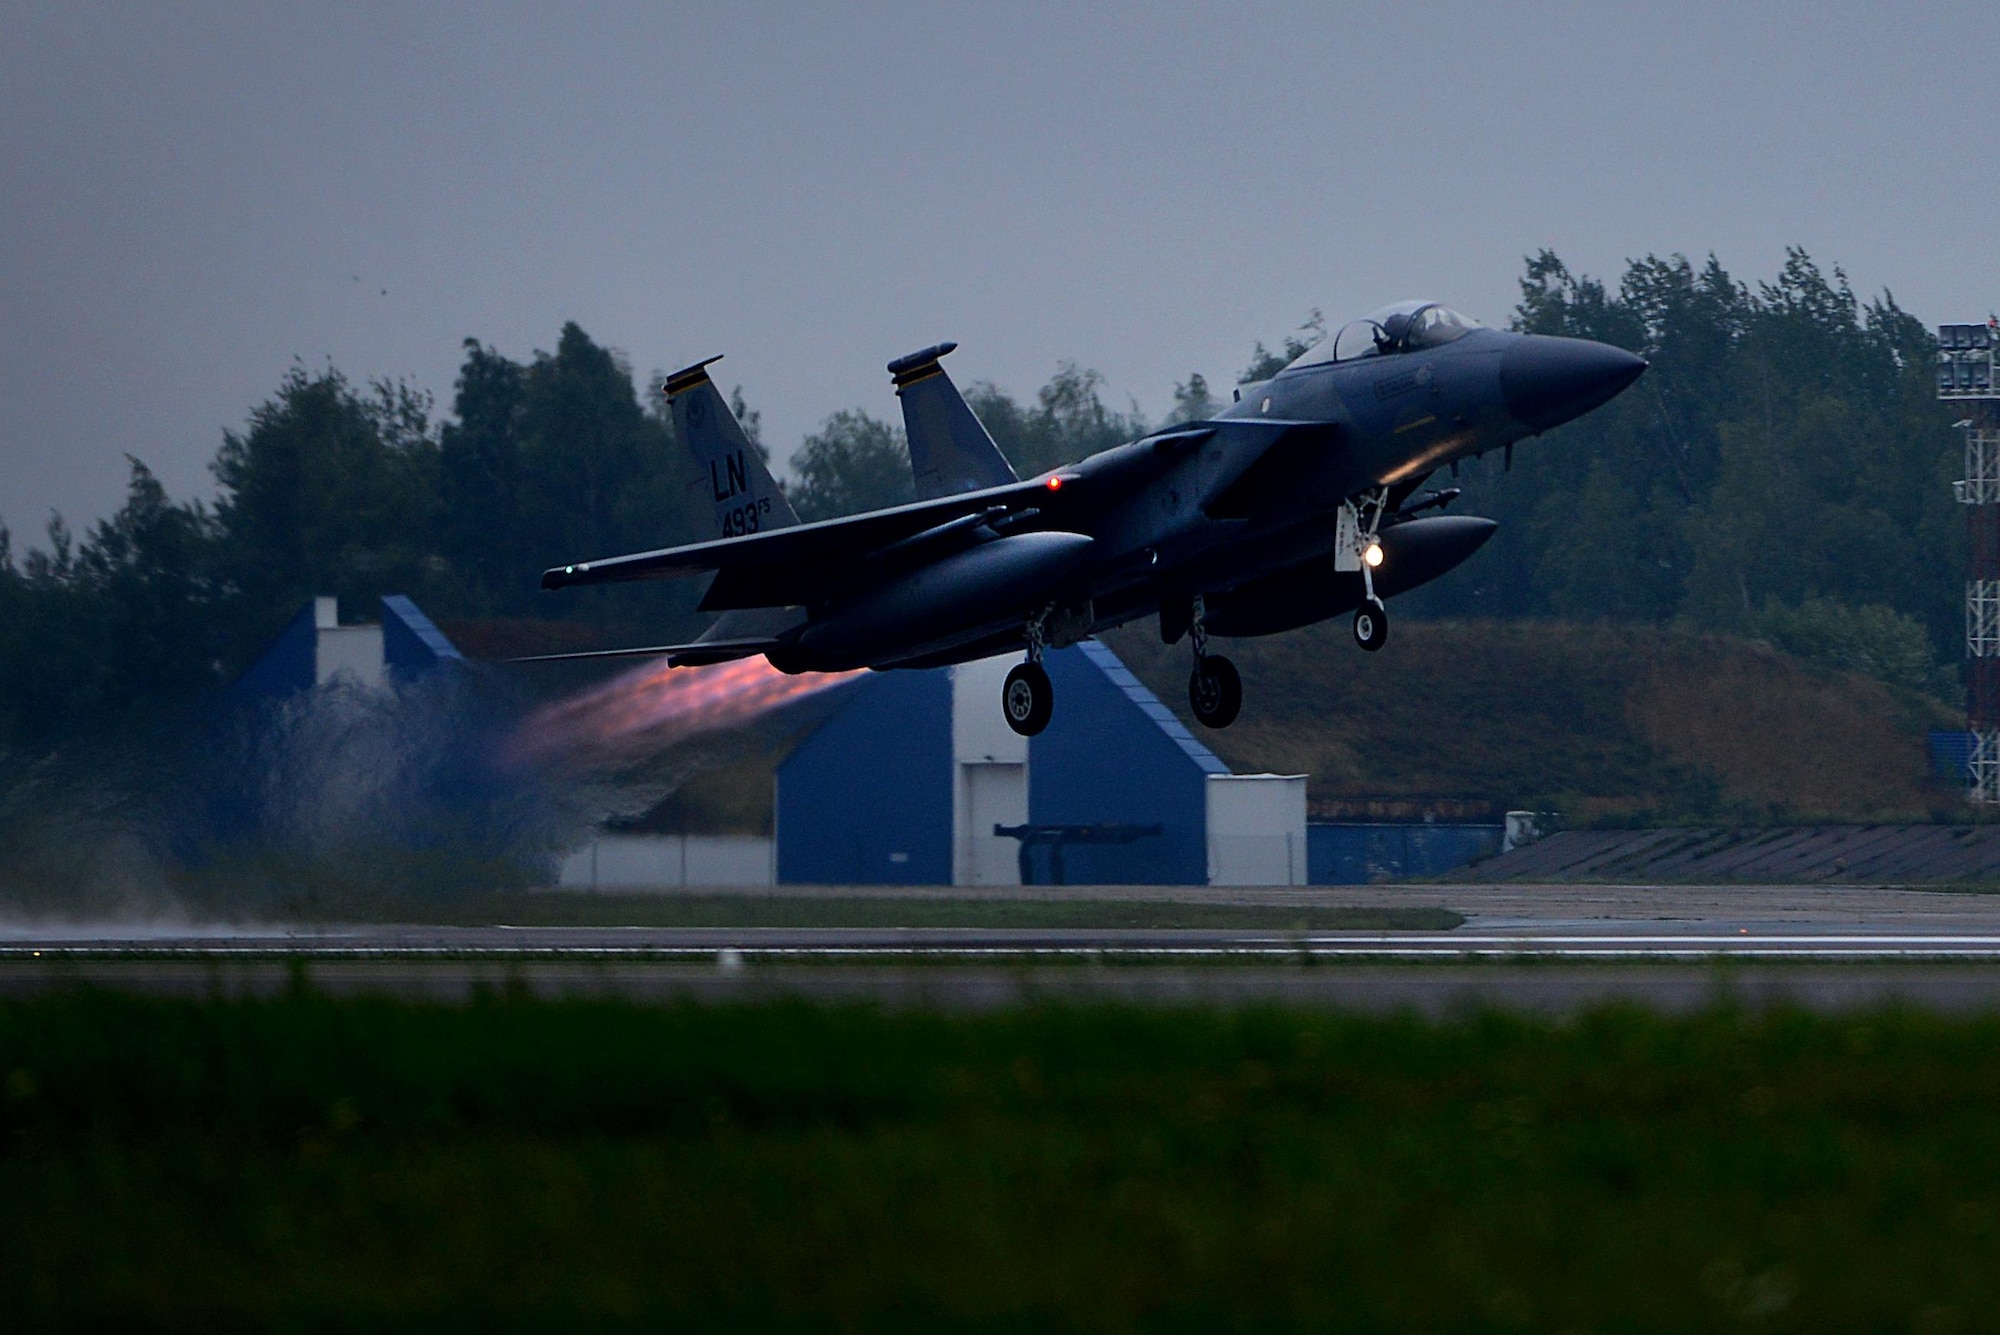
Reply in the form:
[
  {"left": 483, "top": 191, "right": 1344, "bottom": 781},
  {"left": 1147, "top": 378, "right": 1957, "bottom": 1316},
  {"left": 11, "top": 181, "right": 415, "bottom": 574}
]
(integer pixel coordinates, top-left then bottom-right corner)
[{"left": 1945, "top": 321, "right": 2000, "bottom": 801}]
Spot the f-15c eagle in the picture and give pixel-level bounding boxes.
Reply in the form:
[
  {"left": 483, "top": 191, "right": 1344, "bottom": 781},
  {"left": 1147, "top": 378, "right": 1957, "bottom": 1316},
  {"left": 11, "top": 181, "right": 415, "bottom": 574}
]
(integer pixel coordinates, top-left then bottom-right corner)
[{"left": 527, "top": 303, "right": 1644, "bottom": 735}]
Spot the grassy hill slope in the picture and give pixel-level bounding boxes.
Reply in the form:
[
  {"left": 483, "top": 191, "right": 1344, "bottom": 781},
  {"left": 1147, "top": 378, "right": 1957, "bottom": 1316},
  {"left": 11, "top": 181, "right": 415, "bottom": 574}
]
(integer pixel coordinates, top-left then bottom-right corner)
[{"left": 1101, "top": 619, "right": 1960, "bottom": 825}]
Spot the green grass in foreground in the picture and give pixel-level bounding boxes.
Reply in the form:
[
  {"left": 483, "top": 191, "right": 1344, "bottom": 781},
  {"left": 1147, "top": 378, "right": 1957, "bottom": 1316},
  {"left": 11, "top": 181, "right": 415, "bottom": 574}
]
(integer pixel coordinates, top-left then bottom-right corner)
[
  {"left": 303, "top": 892, "right": 1465, "bottom": 932},
  {"left": 6, "top": 993, "right": 2000, "bottom": 1330}
]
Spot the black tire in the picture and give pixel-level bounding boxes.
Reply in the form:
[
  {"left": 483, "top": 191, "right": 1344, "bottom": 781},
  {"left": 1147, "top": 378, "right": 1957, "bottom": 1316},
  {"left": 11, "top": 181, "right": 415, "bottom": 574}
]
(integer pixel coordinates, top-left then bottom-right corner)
[
  {"left": 1002, "top": 661, "right": 1054, "bottom": 736},
  {"left": 1188, "top": 654, "right": 1243, "bottom": 729},
  {"left": 1353, "top": 598, "right": 1389, "bottom": 652}
]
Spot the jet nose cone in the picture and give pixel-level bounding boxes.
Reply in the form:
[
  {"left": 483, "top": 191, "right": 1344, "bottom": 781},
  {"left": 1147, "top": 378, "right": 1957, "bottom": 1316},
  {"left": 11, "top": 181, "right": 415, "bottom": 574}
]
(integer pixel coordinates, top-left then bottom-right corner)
[{"left": 1501, "top": 336, "right": 1647, "bottom": 433}]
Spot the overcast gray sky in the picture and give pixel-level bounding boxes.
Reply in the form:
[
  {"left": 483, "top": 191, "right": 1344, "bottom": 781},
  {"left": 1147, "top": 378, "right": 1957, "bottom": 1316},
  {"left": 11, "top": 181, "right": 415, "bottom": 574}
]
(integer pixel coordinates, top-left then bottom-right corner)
[{"left": 3, "top": 1, "right": 1993, "bottom": 540}]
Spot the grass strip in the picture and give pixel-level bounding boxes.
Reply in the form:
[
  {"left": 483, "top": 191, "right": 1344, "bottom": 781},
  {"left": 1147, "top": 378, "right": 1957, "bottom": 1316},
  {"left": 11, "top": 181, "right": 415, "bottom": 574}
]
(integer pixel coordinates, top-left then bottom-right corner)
[{"left": 4, "top": 992, "right": 2000, "bottom": 1327}]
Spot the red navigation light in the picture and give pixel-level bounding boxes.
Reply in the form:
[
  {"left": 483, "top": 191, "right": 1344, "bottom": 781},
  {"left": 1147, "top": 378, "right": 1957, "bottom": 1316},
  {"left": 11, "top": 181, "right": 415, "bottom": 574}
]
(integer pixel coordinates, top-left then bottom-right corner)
[{"left": 1045, "top": 476, "right": 1063, "bottom": 492}]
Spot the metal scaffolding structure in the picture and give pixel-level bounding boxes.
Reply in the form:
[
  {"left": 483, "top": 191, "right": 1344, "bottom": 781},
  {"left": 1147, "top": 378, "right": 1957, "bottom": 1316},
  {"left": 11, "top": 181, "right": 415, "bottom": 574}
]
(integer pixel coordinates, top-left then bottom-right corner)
[{"left": 1946, "top": 322, "right": 2000, "bottom": 801}]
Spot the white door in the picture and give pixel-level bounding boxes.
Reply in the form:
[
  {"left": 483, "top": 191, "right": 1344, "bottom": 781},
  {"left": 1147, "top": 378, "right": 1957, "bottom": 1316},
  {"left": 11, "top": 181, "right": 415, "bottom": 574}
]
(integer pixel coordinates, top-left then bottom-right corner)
[{"left": 960, "top": 762, "right": 1027, "bottom": 886}]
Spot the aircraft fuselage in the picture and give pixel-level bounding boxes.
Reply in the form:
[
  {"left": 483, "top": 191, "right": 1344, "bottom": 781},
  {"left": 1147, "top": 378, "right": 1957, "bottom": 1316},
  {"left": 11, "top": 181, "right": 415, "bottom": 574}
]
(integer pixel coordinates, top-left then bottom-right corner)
[
  {"left": 535, "top": 301, "right": 1645, "bottom": 733},
  {"left": 773, "top": 317, "right": 1642, "bottom": 673}
]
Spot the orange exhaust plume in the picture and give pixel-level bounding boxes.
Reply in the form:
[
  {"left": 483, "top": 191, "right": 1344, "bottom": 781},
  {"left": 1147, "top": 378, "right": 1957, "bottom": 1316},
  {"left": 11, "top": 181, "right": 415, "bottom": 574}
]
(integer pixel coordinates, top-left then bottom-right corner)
[{"left": 508, "top": 655, "right": 862, "bottom": 768}]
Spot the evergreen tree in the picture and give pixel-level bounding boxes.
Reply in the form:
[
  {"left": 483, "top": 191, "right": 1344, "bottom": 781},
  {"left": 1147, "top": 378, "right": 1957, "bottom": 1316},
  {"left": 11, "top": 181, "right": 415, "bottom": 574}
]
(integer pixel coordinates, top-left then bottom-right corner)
[
  {"left": 209, "top": 366, "right": 440, "bottom": 651},
  {"left": 0, "top": 462, "right": 221, "bottom": 746},
  {"left": 1416, "top": 246, "right": 1960, "bottom": 694},
  {"left": 968, "top": 363, "right": 1147, "bottom": 477},
  {"left": 435, "top": 325, "right": 704, "bottom": 618},
  {"left": 789, "top": 410, "right": 913, "bottom": 522},
  {"left": 1239, "top": 310, "right": 1325, "bottom": 384},
  {"left": 1166, "top": 372, "right": 1217, "bottom": 425},
  {"left": 510, "top": 324, "right": 682, "bottom": 579},
  {"left": 438, "top": 339, "right": 526, "bottom": 612}
]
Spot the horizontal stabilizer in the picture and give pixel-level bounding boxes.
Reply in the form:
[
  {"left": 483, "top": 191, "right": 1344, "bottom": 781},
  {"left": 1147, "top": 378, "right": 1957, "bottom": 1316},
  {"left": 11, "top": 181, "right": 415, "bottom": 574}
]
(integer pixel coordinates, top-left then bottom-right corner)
[{"left": 503, "top": 635, "right": 781, "bottom": 668}]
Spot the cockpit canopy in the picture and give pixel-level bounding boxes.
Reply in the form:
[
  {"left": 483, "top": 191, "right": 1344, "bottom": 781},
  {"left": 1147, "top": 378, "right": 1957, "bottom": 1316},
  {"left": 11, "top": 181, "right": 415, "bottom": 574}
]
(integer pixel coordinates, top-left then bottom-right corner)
[{"left": 1285, "top": 301, "right": 1481, "bottom": 369}]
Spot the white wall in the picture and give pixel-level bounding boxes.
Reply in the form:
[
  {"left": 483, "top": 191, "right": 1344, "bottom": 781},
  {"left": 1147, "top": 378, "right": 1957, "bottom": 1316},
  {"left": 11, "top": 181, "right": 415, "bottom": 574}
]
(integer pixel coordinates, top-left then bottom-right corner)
[
  {"left": 1206, "top": 774, "right": 1308, "bottom": 886},
  {"left": 951, "top": 655, "right": 1029, "bottom": 765},
  {"left": 951, "top": 656, "right": 1028, "bottom": 885},
  {"left": 558, "top": 835, "right": 776, "bottom": 890},
  {"left": 316, "top": 624, "right": 386, "bottom": 689}
]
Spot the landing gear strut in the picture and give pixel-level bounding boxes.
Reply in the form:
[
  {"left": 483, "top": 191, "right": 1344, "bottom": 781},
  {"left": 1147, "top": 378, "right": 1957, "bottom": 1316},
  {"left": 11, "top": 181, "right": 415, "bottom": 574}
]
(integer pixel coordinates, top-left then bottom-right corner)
[
  {"left": 1002, "top": 607, "right": 1055, "bottom": 736},
  {"left": 1345, "top": 488, "right": 1390, "bottom": 653},
  {"left": 1186, "top": 594, "right": 1242, "bottom": 729}
]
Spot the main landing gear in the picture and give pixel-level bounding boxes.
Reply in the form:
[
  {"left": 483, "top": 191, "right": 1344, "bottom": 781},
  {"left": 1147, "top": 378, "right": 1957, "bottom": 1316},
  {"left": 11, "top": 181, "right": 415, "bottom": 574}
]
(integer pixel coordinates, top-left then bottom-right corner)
[
  {"left": 1002, "top": 660, "right": 1053, "bottom": 736},
  {"left": 1186, "top": 595, "right": 1242, "bottom": 730},
  {"left": 1003, "top": 609, "right": 1055, "bottom": 737}
]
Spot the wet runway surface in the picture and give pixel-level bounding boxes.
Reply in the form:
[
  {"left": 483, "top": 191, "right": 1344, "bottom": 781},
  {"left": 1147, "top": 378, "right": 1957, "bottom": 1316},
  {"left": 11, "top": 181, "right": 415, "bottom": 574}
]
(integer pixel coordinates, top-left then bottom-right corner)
[
  {"left": 8, "top": 881, "right": 2000, "bottom": 960},
  {"left": 12, "top": 925, "right": 2000, "bottom": 960},
  {"left": 5, "top": 882, "right": 2000, "bottom": 1009}
]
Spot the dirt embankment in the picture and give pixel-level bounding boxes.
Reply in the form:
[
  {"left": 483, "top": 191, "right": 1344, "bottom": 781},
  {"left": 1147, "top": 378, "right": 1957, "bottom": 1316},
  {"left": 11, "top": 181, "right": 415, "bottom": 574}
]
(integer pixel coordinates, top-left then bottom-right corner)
[{"left": 1101, "top": 619, "right": 1962, "bottom": 825}]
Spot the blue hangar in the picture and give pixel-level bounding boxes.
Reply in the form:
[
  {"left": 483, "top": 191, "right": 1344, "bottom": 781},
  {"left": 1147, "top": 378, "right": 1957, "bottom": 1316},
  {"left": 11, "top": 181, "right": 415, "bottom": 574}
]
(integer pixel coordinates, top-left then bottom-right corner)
[
  {"left": 776, "top": 641, "right": 1306, "bottom": 886},
  {"left": 233, "top": 595, "right": 464, "bottom": 696}
]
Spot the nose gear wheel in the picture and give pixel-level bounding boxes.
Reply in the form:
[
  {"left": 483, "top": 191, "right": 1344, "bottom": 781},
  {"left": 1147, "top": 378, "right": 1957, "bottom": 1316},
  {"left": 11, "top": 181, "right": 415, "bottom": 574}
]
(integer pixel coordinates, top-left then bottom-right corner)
[{"left": 1353, "top": 597, "right": 1388, "bottom": 651}]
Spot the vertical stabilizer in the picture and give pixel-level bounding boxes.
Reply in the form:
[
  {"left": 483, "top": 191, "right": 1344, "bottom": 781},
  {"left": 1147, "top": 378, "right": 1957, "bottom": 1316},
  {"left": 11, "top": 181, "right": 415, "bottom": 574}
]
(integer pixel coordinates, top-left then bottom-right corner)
[
  {"left": 664, "top": 356, "right": 799, "bottom": 539},
  {"left": 888, "top": 342, "right": 1020, "bottom": 499}
]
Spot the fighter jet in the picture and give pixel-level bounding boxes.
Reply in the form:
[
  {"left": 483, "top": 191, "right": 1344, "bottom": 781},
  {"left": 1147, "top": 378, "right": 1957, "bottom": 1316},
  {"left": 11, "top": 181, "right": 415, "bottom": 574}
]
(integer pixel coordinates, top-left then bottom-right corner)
[{"left": 530, "top": 302, "right": 1644, "bottom": 735}]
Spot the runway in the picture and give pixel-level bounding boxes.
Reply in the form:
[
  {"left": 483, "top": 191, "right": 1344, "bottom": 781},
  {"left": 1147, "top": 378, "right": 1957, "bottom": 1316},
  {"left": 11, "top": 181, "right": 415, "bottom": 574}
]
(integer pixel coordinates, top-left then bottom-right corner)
[
  {"left": 5, "top": 883, "right": 2000, "bottom": 1010},
  {"left": 10, "top": 925, "right": 2000, "bottom": 960},
  {"left": 7, "top": 879, "right": 2000, "bottom": 961}
]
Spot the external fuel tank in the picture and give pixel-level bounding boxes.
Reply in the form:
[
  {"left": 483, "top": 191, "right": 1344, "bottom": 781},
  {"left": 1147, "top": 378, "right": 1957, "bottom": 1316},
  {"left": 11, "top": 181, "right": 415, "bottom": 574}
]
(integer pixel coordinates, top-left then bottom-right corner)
[{"left": 1204, "top": 515, "right": 1496, "bottom": 637}]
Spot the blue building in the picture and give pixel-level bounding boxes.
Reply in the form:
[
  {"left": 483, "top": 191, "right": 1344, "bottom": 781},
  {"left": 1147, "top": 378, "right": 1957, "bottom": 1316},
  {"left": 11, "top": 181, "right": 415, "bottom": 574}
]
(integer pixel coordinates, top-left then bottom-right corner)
[
  {"left": 234, "top": 595, "right": 464, "bottom": 699},
  {"left": 1305, "top": 821, "right": 1506, "bottom": 885},
  {"left": 771, "top": 669, "right": 956, "bottom": 885},
  {"left": 227, "top": 603, "right": 1507, "bottom": 888},
  {"left": 775, "top": 641, "right": 1306, "bottom": 886}
]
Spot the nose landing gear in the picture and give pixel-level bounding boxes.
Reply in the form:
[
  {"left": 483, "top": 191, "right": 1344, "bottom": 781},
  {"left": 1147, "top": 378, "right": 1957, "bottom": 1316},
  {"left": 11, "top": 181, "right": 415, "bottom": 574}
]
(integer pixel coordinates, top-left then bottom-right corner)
[
  {"left": 1341, "top": 489, "right": 1390, "bottom": 653},
  {"left": 1185, "top": 594, "right": 1242, "bottom": 729}
]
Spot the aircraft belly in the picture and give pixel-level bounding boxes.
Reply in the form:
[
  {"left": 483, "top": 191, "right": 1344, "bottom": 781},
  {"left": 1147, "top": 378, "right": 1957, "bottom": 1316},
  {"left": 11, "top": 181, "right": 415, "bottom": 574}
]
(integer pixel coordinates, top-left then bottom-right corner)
[
  {"left": 879, "top": 592, "right": 1162, "bottom": 671},
  {"left": 1147, "top": 514, "right": 1334, "bottom": 598},
  {"left": 788, "top": 531, "right": 1094, "bottom": 671}
]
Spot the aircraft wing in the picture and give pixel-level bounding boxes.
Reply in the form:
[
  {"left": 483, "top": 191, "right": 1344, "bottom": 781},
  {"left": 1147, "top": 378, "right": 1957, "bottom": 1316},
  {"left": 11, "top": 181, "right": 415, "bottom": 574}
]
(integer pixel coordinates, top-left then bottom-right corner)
[
  {"left": 542, "top": 421, "right": 1202, "bottom": 609},
  {"left": 537, "top": 418, "right": 1265, "bottom": 613},
  {"left": 541, "top": 474, "right": 1065, "bottom": 606}
]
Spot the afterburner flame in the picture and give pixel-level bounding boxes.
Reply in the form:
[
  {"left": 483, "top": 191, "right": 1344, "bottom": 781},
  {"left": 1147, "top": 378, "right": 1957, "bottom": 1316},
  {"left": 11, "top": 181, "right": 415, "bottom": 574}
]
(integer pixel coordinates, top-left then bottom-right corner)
[{"left": 508, "top": 655, "right": 862, "bottom": 769}]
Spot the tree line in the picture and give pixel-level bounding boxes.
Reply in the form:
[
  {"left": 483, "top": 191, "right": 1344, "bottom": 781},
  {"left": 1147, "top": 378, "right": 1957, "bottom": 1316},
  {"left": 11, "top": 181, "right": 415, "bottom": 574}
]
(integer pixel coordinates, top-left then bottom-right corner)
[
  {"left": 1410, "top": 248, "right": 1961, "bottom": 698},
  {"left": 0, "top": 248, "right": 1967, "bottom": 751}
]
